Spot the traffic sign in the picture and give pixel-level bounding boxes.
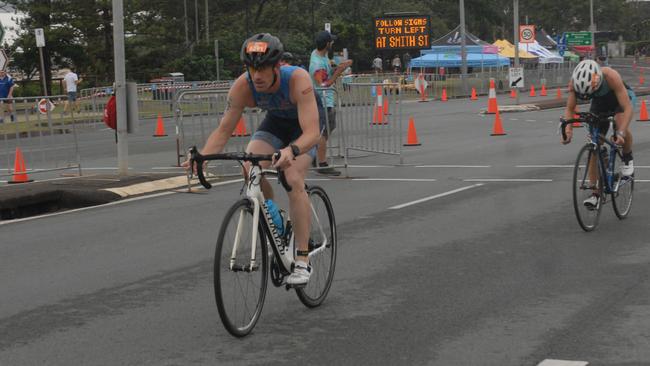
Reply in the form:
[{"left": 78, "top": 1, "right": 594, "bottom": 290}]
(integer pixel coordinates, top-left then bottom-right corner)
[
  {"left": 0, "top": 49, "right": 7, "bottom": 70},
  {"left": 325, "top": 23, "right": 331, "bottom": 32},
  {"left": 565, "top": 31, "right": 592, "bottom": 46},
  {"left": 35, "top": 28, "right": 45, "bottom": 47},
  {"left": 559, "top": 49, "right": 565, "bottom": 57},
  {"left": 519, "top": 25, "right": 535, "bottom": 44},
  {"left": 37, "top": 98, "right": 55, "bottom": 114},
  {"left": 509, "top": 67, "right": 524, "bottom": 88}
]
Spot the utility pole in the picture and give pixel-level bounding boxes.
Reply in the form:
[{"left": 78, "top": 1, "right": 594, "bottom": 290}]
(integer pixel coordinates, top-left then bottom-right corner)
[
  {"left": 514, "top": 0, "right": 520, "bottom": 105},
  {"left": 459, "top": 0, "right": 468, "bottom": 95},
  {"left": 112, "top": 0, "right": 128, "bottom": 175},
  {"left": 205, "top": 0, "right": 209, "bottom": 44},
  {"left": 215, "top": 39, "right": 220, "bottom": 81},
  {"left": 194, "top": 0, "right": 199, "bottom": 44},
  {"left": 184, "top": 0, "right": 189, "bottom": 48}
]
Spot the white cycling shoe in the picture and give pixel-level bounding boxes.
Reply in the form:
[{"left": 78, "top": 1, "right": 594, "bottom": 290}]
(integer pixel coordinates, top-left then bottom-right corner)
[
  {"left": 287, "top": 261, "right": 311, "bottom": 286},
  {"left": 583, "top": 194, "right": 600, "bottom": 210},
  {"left": 621, "top": 160, "right": 634, "bottom": 177}
]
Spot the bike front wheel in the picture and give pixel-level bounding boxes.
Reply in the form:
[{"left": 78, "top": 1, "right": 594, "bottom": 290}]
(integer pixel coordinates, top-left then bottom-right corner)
[
  {"left": 573, "top": 144, "right": 603, "bottom": 232},
  {"left": 296, "top": 186, "right": 337, "bottom": 308},
  {"left": 612, "top": 150, "right": 634, "bottom": 219},
  {"left": 214, "top": 199, "right": 268, "bottom": 337}
]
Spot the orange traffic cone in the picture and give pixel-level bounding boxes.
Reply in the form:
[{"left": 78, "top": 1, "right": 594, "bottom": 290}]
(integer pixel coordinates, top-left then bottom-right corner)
[
  {"left": 510, "top": 89, "right": 516, "bottom": 99},
  {"left": 487, "top": 79, "right": 498, "bottom": 114},
  {"left": 556, "top": 88, "right": 562, "bottom": 100},
  {"left": 638, "top": 100, "right": 650, "bottom": 122},
  {"left": 8, "top": 147, "right": 33, "bottom": 184},
  {"left": 153, "top": 113, "right": 167, "bottom": 137},
  {"left": 232, "top": 117, "right": 251, "bottom": 136},
  {"left": 441, "top": 87, "right": 448, "bottom": 102},
  {"left": 470, "top": 87, "right": 478, "bottom": 101},
  {"left": 529, "top": 85, "right": 536, "bottom": 97},
  {"left": 403, "top": 117, "right": 421, "bottom": 146},
  {"left": 490, "top": 109, "right": 506, "bottom": 136},
  {"left": 540, "top": 84, "right": 547, "bottom": 96},
  {"left": 383, "top": 97, "right": 390, "bottom": 115}
]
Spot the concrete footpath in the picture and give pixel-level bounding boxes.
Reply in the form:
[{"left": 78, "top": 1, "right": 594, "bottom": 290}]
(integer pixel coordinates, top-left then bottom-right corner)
[{"left": 2, "top": 88, "right": 650, "bottom": 222}]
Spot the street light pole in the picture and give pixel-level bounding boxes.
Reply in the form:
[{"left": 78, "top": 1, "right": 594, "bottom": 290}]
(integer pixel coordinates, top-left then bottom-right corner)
[
  {"left": 459, "top": 0, "right": 468, "bottom": 95},
  {"left": 514, "top": 0, "right": 520, "bottom": 105},
  {"left": 112, "top": 0, "right": 128, "bottom": 176},
  {"left": 590, "top": 0, "right": 596, "bottom": 56}
]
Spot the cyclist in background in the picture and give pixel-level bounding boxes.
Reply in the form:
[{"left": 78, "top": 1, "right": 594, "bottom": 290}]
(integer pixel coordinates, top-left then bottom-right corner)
[
  {"left": 561, "top": 59, "right": 637, "bottom": 208},
  {"left": 184, "top": 33, "right": 324, "bottom": 286}
]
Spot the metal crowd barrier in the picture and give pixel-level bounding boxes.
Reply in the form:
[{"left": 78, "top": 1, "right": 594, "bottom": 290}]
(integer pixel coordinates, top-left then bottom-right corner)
[
  {"left": 0, "top": 95, "right": 83, "bottom": 181},
  {"left": 174, "top": 89, "right": 265, "bottom": 176},
  {"left": 340, "top": 82, "right": 403, "bottom": 165},
  {"left": 344, "top": 62, "right": 577, "bottom": 101},
  {"left": 174, "top": 87, "right": 347, "bottom": 176}
]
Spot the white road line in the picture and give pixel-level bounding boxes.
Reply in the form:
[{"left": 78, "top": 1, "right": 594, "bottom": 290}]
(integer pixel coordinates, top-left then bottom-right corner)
[
  {"left": 416, "top": 165, "right": 491, "bottom": 168},
  {"left": 516, "top": 165, "right": 573, "bottom": 168},
  {"left": 0, "top": 178, "right": 243, "bottom": 226},
  {"left": 346, "top": 165, "right": 396, "bottom": 168},
  {"left": 526, "top": 119, "right": 536, "bottom": 122},
  {"left": 463, "top": 178, "right": 553, "bottom": 182},
  {"left": 352, "top": 178, "right": 437, "bottom": 182},
  {"left": 537, "top": 359, "right": 588, "bottom": 366},
  {"left": 510, "top": 118, "right": 519, "bottom": 121},
  {"left": 388, "top": 184, "right": 483, "bottom": 210}
]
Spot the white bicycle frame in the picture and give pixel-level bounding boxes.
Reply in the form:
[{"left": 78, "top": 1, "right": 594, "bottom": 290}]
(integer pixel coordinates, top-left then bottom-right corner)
[{"left": 231, "top": 164, "right": 330, "bottom": 273}]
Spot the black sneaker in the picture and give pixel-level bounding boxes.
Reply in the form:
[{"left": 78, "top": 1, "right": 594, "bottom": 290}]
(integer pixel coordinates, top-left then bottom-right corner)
[{"left": 316, "top": 162, "right": 341, "bottom": 176}]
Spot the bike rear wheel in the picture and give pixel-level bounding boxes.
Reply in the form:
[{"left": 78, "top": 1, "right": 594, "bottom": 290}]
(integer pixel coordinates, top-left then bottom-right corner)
[
  {"left": 214, "top": 199, "right": 268, "bottom": 337},
  {"left": 573, "top": 144, "right": 603, "bottom": 232},
  {"left": 296, "top": 186, "right": 337, "bottom": 308},
  {"left": 612, "top": 149, "right": 634, "bottom": 219}
]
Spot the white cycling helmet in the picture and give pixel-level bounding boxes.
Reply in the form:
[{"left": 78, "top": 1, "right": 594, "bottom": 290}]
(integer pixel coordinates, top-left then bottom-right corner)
[{"left": 571, "top": 60, "right": 603, "bottom": 99}]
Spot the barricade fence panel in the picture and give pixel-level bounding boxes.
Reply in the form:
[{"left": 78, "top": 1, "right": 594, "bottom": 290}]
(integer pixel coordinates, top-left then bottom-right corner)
[
  {"left": 340, "top": 82, "right": 403, "bottom": 164},
  {"left": 0, "top": 95, "right": 82, "bottom": 181},
  {"left": 342, "top": 62, "right": 577, "bottom": 101},
  {"left": 175, "top": 88, "right": 348, "bottom": 175}
]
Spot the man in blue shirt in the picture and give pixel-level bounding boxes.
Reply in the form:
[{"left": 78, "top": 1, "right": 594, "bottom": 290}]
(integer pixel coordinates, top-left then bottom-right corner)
[
  {"left": 0, "top": 70, "right": 16, "bottom": 123},
  {"left": 309, "top": 30, "right": 352, "bottom": 176}
]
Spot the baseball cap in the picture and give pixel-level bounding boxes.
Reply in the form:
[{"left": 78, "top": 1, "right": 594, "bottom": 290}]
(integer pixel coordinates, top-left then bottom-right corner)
[{"left": 315, "top": 30, "right": 337, "bottom": 46}]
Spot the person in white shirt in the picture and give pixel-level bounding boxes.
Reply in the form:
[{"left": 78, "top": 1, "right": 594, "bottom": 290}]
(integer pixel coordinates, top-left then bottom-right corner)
[{"left": 63, "top": 70, "right": 81, "bottom": 113}]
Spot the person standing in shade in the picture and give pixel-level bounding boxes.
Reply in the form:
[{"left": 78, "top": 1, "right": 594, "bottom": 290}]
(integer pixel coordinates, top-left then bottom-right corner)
[
  {"left": 391, "top": 55, "right": 401, "bottom": 73},
  {"left": 0, "top": 70, "right": 16, "bottom": 123},
  {"left": 64, "top": 69, "right": 81, "bottom": 114},
  {"left": 309, "top": 30, "right": 352, "bottom": 176},
  {"left": 373, "top": 55, "right": 383, "bottom": 74}
]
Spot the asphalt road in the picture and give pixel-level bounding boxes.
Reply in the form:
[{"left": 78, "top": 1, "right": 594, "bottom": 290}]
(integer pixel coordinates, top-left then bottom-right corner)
[{"left": 3, "top": 69, "right": 650, "bottom": 365}]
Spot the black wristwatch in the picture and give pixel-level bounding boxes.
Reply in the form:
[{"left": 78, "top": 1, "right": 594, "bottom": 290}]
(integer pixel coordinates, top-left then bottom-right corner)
[{"left": 289, "top": 144, "right": 300, "bottom": 159}]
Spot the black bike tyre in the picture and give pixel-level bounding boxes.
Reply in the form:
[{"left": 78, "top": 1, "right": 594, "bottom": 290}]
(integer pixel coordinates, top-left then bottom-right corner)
[
  {"left": 572, "top": 144, "right": 602, "bottom": 232},
  {"left": 612, "top": 150, "right": 634, "bottom": 219},
  {"left": 214, "top": 198, "right": 268, "bottom": 337},
  {"left": 296, "top": 186, "right": 337, "bottom": 308}
]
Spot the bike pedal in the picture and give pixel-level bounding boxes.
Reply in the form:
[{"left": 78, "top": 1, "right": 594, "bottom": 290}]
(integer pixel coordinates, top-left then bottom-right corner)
[{"left": 285, "top": 283, "right": 307, "bottom": 290}]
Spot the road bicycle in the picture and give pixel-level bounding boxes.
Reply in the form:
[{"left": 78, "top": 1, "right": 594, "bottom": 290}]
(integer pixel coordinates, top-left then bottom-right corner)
[
  {"left": 560, "top": 112, "right": 634, "bottom": 232},
  {"left": 187, "top": 147, "right": 337, "bottom": 337}
]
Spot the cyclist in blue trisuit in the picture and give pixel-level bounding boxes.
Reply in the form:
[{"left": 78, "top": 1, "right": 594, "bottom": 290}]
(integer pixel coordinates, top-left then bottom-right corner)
[
  {"left": 561, "top": 59, "right": 637, "bottom": 208},
  {"left": 185, "top": 33, "right": 324, "bottom": 285}
]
